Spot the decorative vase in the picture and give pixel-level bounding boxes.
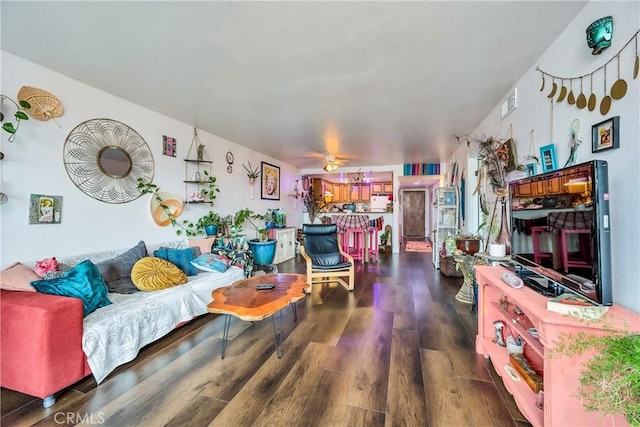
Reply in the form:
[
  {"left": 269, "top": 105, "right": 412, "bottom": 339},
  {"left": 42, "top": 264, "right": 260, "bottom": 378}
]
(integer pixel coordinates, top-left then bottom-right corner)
[
  {"left": 495, "top": 202, "right": 511, "bottom": 255},
  {"left": 248, "top": 239, "right": 277, "bottom": 265}
]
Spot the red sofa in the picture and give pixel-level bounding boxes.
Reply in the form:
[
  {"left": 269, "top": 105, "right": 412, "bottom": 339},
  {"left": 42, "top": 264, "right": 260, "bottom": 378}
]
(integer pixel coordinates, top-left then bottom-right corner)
[{"left": 1, "top": 290, "right": 90, "bottom": 407}]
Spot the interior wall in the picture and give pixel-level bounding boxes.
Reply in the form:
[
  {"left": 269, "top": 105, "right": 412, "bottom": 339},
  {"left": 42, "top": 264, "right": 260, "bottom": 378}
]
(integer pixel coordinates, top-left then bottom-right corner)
[
  {"left": 450, "top": 2, "right": 640, "bottom": 312},
  {"left": 0, "top": 52, "right": 302, "bottom": 265}
]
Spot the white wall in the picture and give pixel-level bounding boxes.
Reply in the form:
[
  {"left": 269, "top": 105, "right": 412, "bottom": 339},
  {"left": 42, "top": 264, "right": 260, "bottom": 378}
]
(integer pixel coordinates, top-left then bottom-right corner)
[
  {"left": 0, "top": 52, "right": 302, "bottom": 264},
  {"left": 450, "top": 2, "right": 640, "bottom": 312}
]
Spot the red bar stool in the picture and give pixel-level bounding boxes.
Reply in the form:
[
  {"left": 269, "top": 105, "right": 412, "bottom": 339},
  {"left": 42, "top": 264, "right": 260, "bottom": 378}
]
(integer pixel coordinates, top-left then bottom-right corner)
[
  {"left": 559, "top": 229, "right": 592, "bottom": 272},
  {"left": 531, "top": 226, "right": 552, "bottom": 265},
  {"left": 344, "top": 228, "right": 365, "bottom": 262},
  {"left": 367, "top": 227, "right": 379, "bottom": 262}
]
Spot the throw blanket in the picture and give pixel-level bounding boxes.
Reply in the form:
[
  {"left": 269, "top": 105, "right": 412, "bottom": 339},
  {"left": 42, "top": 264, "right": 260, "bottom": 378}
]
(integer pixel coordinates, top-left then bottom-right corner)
[{"left": 82, "top": 267, "right": 244, "bottom": 383}]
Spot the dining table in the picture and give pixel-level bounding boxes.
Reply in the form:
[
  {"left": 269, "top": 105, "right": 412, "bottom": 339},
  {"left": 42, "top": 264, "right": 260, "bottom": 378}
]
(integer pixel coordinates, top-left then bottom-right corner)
[{"left": 331, "top": 214, "right": 372, "bottom": 262}]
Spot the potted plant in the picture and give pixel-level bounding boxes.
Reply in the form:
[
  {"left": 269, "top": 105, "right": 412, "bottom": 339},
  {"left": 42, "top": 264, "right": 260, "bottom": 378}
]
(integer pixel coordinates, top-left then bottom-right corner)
[
  {"left": 196, "top": 211, "right": 223, "bottom": 236},
  {"left": 553, "top": 329, "right": 640, "bottom": 424},
  {"left": 453, "top": 230, "right": 483, "bottom": 255},
  {"left": 235, "top": 208, "right": 277, "bottom": 265}
]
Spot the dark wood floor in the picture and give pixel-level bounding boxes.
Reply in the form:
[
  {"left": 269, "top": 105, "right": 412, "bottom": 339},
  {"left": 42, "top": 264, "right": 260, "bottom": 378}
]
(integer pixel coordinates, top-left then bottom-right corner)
[{"left": 1, "top": 244, "right": 531, "bottom": 427}]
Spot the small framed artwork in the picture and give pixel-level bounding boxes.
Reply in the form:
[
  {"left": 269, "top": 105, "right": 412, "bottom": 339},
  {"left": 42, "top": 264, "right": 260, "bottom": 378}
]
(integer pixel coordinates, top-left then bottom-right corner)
[
  {"left": 525, "top": 162, "right": 537, "bottom": 177},
  {"left": 592, "top": 116, "right": 620, "bottom": 153},
  {"left": 539, "top": 144, "right": 558, "bottom": 173},
  {"left": 29, "top": 194, "right": 62, "bottom": 224},
  {"left": 162, "top": 135, "right": 176, "bottom": 157},
  {"left": 444, "top": 191, "right": 455, "bottom": 206},
  {"left": 261, "top": 161, "right": 280, "bottom": 200}
]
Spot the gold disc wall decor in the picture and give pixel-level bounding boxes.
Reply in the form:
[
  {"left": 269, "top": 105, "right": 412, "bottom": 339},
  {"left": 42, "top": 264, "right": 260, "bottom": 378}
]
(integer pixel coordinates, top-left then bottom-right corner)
[
  {"left": 536, "top": 29, "right": 639, "bottom": 113},
  {"left": 63, "top": 118, "right": 154, "bottom": 203}
]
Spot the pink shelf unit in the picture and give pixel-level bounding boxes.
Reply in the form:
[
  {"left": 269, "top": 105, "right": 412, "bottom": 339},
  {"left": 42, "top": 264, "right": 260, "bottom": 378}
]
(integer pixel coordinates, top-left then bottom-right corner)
[{"left": 475, "top": 265, "right": 639, "bottom": 427}]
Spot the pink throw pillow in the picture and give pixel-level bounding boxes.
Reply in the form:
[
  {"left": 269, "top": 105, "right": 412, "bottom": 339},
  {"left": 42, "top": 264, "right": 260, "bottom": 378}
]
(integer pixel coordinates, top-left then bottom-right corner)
[
  {"left": 0, "top": 262, "right": 38, "bottom": 292},
  {"left": 188, "top": 237, "right": 216, "bottom": 254},
  {"left": 34, "top": 257, "right": 60, "bottom": 277}
]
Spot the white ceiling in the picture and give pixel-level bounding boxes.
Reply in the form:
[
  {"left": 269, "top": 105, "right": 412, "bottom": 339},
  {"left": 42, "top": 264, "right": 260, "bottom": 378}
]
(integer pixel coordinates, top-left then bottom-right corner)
[{"left": 1, "top": 1, "right": 587, "bottom": 171}]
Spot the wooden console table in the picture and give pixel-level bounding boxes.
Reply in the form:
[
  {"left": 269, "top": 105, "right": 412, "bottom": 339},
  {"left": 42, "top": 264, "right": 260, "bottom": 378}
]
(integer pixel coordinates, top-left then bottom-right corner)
[{"left": 475, "top": 265, "right": 639, "bottom": 426}]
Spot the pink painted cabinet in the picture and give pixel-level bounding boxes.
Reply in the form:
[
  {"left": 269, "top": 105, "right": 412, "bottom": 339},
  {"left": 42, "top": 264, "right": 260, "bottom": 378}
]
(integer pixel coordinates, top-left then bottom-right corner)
[{"left": 475, "top": 266, "right": 639, "bottom": 427}]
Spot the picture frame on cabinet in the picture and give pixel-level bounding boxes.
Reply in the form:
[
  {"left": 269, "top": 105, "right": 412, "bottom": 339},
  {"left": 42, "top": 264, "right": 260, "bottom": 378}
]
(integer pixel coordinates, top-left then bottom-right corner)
[
  {"left": 591, "top": 116, "right": 619, "bottom": 153},
  {"left": 539, "top": 144, "right": 557, "bottom": 173},
  {"left": 261, "top": 162, "right": 280, "bottom": 200}
]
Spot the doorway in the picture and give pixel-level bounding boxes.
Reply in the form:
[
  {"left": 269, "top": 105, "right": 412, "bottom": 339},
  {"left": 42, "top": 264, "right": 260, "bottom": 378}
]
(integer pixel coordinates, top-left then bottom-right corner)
[{"left": 402, "top": 190, "right": 426, "bottom": 239}]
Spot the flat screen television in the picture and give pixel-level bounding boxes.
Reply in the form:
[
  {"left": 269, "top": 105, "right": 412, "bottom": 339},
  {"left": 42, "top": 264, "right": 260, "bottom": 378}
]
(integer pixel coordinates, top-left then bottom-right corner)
[{"left": 508, "top": 160, "right": 612, "bottom": 306}]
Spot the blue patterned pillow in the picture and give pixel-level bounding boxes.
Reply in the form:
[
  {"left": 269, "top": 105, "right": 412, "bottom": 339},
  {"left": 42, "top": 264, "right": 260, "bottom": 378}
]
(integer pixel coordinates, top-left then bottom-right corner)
[
  {"left": 31, "top": 260, "right": 112, "bottom": 317},
  {"left": 191, "top": 253, "right": 231, "bottom": 273},
  {"left": 153, "top": 247, "right": 199, "bottom": 276}
]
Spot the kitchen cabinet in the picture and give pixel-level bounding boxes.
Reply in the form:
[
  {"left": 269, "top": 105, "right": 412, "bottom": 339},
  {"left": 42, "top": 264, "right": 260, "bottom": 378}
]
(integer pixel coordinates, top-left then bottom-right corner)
[
  {"left": 545, "top": 177, "right": 562, "bottom": 194},
  {"left": 360, "top": 184, "right": 371, "bottom": 201},
  {"left": 333, "top": 184, "right": 347, "bottom": 202},
  {"left": 268, "top": 227, "right": 296, "bottom": 264},
  {"left": 349, "top": 184, "right": 371, "bottom": 202},
  {"left": 371, "top": 182, "right": 393, "bottom": 194}
]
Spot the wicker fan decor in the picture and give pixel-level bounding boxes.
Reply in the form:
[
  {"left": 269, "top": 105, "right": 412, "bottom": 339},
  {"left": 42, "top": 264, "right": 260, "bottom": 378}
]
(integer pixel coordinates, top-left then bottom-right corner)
[{"left": 17, "top": 86, "right": 64, "bottom": 121}]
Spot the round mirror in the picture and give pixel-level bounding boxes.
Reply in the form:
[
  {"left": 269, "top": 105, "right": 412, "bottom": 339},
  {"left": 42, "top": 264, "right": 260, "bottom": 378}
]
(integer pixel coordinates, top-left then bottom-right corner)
[
  {"left": 63, "top": 119, "right": 154, "bottom": 204},
  {"left": 98, "top": 146, "right": 132, "bottom": 178}
]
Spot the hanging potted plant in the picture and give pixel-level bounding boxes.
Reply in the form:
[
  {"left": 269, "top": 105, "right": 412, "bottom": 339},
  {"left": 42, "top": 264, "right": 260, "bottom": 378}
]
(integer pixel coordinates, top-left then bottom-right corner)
[{"left": 243, "top": 161, "right": 261, "bottom": 199}]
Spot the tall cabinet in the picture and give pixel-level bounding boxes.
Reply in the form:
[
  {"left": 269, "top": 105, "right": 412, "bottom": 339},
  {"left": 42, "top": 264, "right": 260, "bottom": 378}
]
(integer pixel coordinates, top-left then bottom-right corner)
[{"left": 432, "top": 186, "right": 459, "bottom": 268}]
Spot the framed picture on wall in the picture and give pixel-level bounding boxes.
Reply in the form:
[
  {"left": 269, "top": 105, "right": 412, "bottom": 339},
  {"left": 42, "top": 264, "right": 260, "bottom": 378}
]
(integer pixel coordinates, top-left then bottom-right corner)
[
  {"left": 261, "top": 162, "right": 280, "bottom": 200},
  {"left": 592, "top": 116, "right": 620, "bottom": 153},
  {"left": 162, "top": 135, "right": 176, "bottom": 157},
  {"left": 525, "top": 162, "right": 537, "bottom": 177},
  {"left": 539, "top": 144, "right": 557, "bottom": 173}
]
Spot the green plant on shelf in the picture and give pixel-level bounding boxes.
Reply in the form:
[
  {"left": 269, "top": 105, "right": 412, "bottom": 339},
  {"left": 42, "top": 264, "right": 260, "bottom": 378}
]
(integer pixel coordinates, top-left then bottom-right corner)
[
  {"left": 137, "top": 178, "right": 222, "bottom": 237},
  {"left": 197, "top": 170, "right": 220, "bottom": 205}
]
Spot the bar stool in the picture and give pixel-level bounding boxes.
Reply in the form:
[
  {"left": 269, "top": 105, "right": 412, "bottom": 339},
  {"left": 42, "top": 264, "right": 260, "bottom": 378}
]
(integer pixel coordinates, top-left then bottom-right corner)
[
  {"left": 344, "top": 228, "right": 365, "bottom": 262},
  {"left": 367, "top": 227, "right": 379, "bottom": 262},
  {"left": 531, "top": 226, "right": 552, "bottom": 265},
  {"left": 559, "top": 229, "right": 592, "bottom": 272}
]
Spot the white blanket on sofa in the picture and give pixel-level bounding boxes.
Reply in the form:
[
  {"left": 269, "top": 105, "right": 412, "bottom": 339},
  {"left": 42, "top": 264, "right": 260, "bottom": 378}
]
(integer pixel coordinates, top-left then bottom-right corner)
[{"left": 82, "top": 266, "right": 244, "bottom": 384}]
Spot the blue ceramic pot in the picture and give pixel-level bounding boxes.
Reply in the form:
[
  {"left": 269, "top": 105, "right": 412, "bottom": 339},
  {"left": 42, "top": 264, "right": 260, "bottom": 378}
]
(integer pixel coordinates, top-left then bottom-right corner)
[
  {"left": 248, "top": 239, "right": 277, "bottom": 265},
  {"left": 205, "top": 225, "right": 218, "bottom": 237}
]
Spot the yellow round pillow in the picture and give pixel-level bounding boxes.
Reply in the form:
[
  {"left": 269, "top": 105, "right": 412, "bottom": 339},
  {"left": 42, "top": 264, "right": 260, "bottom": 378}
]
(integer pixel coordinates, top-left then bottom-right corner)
[{"left": 131, "top": 257, "right": 188, "bottom": 291}]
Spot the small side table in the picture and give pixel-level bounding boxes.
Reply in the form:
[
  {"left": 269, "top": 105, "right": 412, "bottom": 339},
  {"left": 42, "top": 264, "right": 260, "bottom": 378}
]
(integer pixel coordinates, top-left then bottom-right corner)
[
  {"left": 454, "top": 254, "right": 487, "bottom": 312},
  {"left": 453, "top": 254, "right": 476, "bottom": 305}
]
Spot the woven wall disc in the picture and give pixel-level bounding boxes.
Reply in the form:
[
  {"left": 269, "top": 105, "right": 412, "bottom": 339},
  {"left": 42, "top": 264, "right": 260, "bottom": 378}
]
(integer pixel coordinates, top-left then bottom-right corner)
[{"left": 17, "top": 86, "right": 64, "bottom": 121}]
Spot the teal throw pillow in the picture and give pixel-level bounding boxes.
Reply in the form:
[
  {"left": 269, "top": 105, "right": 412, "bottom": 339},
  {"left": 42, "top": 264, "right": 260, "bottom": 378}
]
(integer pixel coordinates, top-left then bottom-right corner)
[
  {"left": 191, "top": 253, "right": 231, "bottom": 273},
  {"left": 31, "top": 260, "right": 112, "bottom": 317},
  {"left": 153, "top": 247, "right": 200, "bottom": 276}
]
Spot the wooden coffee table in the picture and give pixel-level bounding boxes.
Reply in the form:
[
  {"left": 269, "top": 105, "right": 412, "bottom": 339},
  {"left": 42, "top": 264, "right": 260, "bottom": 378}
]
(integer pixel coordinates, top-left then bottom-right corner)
[{"left": 207, "top": 273, "right": 307, "bottom": 358}]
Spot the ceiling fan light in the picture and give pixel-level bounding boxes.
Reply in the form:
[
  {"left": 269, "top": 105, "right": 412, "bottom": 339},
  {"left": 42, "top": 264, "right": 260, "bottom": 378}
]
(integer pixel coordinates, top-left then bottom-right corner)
[{"left": 324, "top": 162, "right": 337, "bottom": 172}]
